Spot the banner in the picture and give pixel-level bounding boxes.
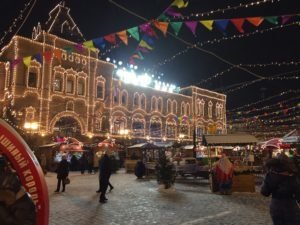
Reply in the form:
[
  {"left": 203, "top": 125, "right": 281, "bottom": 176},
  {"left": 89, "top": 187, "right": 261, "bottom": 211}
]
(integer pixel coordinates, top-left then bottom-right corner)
[{"left": 0, "top": 119, "right": 49, "bottom": 225}]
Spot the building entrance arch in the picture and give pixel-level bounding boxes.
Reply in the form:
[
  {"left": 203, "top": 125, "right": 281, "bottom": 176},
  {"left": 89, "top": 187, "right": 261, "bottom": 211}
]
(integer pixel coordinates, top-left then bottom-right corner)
[{"left": 49, "top": 112, "right": 85, "bottom": 137}]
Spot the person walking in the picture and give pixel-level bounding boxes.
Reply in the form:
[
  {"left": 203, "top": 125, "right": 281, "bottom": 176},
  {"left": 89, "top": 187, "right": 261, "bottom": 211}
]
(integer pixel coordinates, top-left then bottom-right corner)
[
  {"left": 212, "top": 153, "right": 234, "bottom": 195},
  {"left": 55, "top": 154, "right": 69, "bottom": 193},
  {"left": 96, "top": 153, "right": 114, "bottom": 194},
  {"left": 261, "top": 156, "right": 300, "bottom": 225},
  {"left": 98, "top": 152, "right": 112, "bottom": 203}
]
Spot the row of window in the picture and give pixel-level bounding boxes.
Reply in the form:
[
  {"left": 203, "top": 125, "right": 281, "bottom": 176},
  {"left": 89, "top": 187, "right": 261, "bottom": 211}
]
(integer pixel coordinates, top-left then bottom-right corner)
[{"left": 113, "top": 89, "right": 224, "bottom": 117}]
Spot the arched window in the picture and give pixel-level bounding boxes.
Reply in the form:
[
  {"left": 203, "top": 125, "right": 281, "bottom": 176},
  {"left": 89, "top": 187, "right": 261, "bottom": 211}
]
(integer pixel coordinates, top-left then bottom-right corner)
[
  {"left": 54, "top": 75, "right": 63, "bottom": 92},
  {"left": 27, "top": 64, "right": 40, "bottom": 88},
  {"left": 140, "top": 94, "right": 146, "bottom": 110},
  {"left": 132, "top": 115, "right": 145, "bottom": 137},
  {"left": 151, "top": 97, "right": 157, "bottom": 111},
  {"left": 150, "top": 116, "right": 162, "bottom": 137},
  {"left": 200, "top": 100, "right": 205, "bottom": 116},
  {"left": 77, "top": 79, "right": 85, "bottom": 96},
  {"left": 167, "top": 99, "right": 172, "bottom": 113},
  {"left": 114, "top": 88, "right": 120, "bottom": 105},
  {"left": 195, "top": 99, "right": 200, "bottom": 115},
  {"left": 208, "top": 101, "right": 213, "bottom": 118},
  {"left": 157, "top": 97, "right": 163, "bottom": 112},
  {"left": 181, "top": 102, "right": 185, "bottom": 115},
  {"left": 186, "top": 103, "right": 190, "bottom": 116},
  {"left": 172, "top": 100, "right": 177, "bottom": 114},
  {"left": 66, "top": 77, "right": 74, "bottom": 94},
  {"left": 96, "top": 82, "right": 104, "bottom": 99},
  {"left": 133, "top": 93, "right": 139, "bottom": 108},
  {"left": 166, "top": 119, "right": 176, "bottom": 138},
  {"left": 121, "top": 91, "right": 127, "bottom": 106}
]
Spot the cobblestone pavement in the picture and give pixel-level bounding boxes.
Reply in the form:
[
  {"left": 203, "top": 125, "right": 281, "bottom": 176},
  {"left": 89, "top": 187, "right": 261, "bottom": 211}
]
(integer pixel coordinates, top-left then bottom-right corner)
[{"left": 46, "top": 170, "right": 272, "bottom": 225}]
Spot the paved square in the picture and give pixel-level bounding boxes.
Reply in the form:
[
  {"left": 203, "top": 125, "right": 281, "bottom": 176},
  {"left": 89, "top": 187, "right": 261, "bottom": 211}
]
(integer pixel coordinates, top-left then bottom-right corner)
[{"left": 46, "top": 170, "right": 272, "bottom": 225}]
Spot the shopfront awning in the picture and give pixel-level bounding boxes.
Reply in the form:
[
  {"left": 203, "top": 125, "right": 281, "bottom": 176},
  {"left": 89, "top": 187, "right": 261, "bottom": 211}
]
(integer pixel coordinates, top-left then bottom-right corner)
[
  {"left": 202, "top": 134, "right": 258, "bottom": 146},
  {"left": 127, "top": 142, "right": 160, "bottom": 149}
]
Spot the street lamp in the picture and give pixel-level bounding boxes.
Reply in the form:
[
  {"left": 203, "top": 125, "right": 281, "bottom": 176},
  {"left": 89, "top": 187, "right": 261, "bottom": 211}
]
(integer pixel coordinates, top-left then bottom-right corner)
[
  {"left": 178, "top": 133, "right": 184, "bottom": 142},
  {"left": 24, "top": 122, "right": 39, "bottom": 133}
]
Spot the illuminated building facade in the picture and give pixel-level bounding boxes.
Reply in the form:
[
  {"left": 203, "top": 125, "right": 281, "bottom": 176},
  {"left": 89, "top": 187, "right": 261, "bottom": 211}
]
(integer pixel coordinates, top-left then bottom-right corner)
[{"left": 0, "top": 3, "right": 226, "bottom": 142}]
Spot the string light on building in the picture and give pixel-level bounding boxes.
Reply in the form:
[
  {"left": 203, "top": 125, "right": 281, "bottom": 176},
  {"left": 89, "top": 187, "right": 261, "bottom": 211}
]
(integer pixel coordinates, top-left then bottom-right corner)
[{"left": 115, "top": 68, "right": 178, "bottom": 93}]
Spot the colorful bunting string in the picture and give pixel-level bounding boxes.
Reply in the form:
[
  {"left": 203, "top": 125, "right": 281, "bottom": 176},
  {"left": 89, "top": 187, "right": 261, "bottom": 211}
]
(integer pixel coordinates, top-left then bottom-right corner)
[
  {"left": 7, "top": 12, "right": 300, "bottom": 69},
  {"left": 150, "top": 21, "right": 298, "bottom": 73}
]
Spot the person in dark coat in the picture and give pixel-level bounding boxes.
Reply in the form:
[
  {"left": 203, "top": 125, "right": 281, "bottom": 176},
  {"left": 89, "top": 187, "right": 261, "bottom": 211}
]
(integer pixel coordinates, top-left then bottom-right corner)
[
  {"left": 261, "top": 157, "right": 300, "bottom": 225},
  {"left": 135, "top": 159, "right": 146, "bottom": 179},
  {"left": 99, "top": 152, "right": 112, "bottom": 203},
  {"left": 96, "top": 154, "right": 114, "bottom": 193},
  {"left": 55, "top": 154, "right": 69, "bottom": 192}
]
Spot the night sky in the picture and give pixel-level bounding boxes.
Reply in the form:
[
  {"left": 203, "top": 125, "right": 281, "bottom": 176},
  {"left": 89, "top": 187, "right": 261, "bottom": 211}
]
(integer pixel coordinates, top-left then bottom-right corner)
[{"left": 1, "top": 0, "right": 300, "bottom": 111}]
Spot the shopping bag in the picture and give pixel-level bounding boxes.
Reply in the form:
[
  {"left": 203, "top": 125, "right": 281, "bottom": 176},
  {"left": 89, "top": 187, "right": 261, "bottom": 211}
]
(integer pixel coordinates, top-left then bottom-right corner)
[{"left": 64, "top": 177, "right": 70, "bottom": 185}]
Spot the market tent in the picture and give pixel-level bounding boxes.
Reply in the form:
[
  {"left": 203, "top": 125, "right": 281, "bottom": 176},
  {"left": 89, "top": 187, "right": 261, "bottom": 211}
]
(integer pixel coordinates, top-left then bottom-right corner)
[
  {"left": 202, "top": 134, "right": 258, "bottom": 146},
  {"left": 98, "top": 139, "right": 118, "bottom": 151},
  {"left": 261, "top": 138, "right": 282, "bottom": 149}
]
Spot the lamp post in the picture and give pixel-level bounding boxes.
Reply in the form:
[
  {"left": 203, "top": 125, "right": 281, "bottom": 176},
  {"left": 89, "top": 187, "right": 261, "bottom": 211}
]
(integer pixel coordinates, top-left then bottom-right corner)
[{"left": 23, "top": 122, "right": 39, "bottom": 149}]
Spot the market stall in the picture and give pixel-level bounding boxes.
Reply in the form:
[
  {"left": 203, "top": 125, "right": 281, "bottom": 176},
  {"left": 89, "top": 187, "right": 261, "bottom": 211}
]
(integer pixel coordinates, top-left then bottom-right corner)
[
  {"left": 202, "top": 134, "right": 258, "bottom": 193},
  {"left": 126, "top": 142, "right": 161, "bottom": 173}
]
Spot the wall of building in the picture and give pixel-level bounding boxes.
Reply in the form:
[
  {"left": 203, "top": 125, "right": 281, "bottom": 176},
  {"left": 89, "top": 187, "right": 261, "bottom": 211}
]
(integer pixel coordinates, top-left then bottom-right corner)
[{"left": 0, "top": 31, "right": 226, "bottom": 142}]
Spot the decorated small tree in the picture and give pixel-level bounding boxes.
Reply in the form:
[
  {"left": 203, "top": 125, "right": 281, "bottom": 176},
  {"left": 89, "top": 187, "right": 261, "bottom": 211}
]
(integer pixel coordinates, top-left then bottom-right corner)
[{"left": 156, "top": 150, "right": 175, "bottom": 189}]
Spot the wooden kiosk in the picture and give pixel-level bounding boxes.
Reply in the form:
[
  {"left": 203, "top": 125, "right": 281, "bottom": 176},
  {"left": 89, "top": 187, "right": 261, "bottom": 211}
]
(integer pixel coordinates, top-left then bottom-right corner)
[
  {"left": 126, "top": 142, "right": 162, "bottom": 173},
  {"left": 202, "top": 134, "right": 258, "bottom": 193}
]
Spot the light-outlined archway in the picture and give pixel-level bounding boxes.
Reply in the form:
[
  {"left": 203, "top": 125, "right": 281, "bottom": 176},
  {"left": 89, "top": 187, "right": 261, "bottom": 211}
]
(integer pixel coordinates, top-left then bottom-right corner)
[{"left": 48, "top": 111, "right": 86, "bottom": 135}]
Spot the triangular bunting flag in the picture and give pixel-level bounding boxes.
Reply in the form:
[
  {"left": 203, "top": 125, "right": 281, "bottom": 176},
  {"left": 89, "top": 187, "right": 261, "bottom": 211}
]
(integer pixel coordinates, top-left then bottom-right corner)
[
  {"left": 171, "top": 0, "right": 188, "bottom": 8},
  {"left": 246, "top": 17, "right": 264, "bottom": 26},
  {"left": 74, "top": 43, "right": 83, "bottom": 52},
  {"left": 165, "top": 7, "right": 183, "bottom": 17},
  {"left": 170, "top": 22, "right": 183, "bottom": 36},
  {"left": 127, "top": 27, "right": 140, "bottom": 41},
  {"left": 132, "top": 54, "right": 140, "bottom": 59},
  {"left": 32, "top": 54, "right": 43, "bottom": 64},
  {"left": 281, "top": 15, "right": 292, "bottom": 24},
  {"left": 185, "top": 21, "right": 198, "bottom": 36},
  {"left": 83, "top": 40, "right": 95, "bottom": 49},
  {"left": 93, "top": 37, "right": 106, "bottom": 49},
  {"left": 215, "top": 20, "right": 229, "bottom": 35},
  {"left": 137, "top": 51, "right": 144, "bottom": 60},
  {"left": 64, "top": 47, "right": 73, "bottom": 54},
  {"left": 117, "top": 30, "right": 128, "bottom": 45},
  {"left": 153, "top": 21, "right": 169, "bottom": 36},
  {"left": 43, "top": 51, "right": 52, "bottom": 62},
  {"left": 199, "top": 20, "right": 214, "bottom": 31},
  {"left": 265, "top": 16, "right": 278, "bottom": 25},
  {"left": 137, "top": 46, "right": 149, "bottom": 53},
  {"left": 157, "top": 14, "right": 169, "bottom": 22},
  {"left": 231, "top": 18, "right": 245, "bottom": 33},
  {"left": 139, "top": 40, "right": 153, "bottom": 50},
  {"left": 139, "top": 23, "right": 157, "bottom": 38},
  {"left": 11, "top": 58, "right": 21, "bottom": 67},
  {"left": 53, "top": 49, "right": 62, "bottom": 60},
  {"left": 23, "top": 56, "right": 32, "bottom": 67},
  {"left": 104, "top": 34, "right": 116, "bottom": 45},
  {"left": 143, "top": 35, "right": 154, "bottom": 45}
]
